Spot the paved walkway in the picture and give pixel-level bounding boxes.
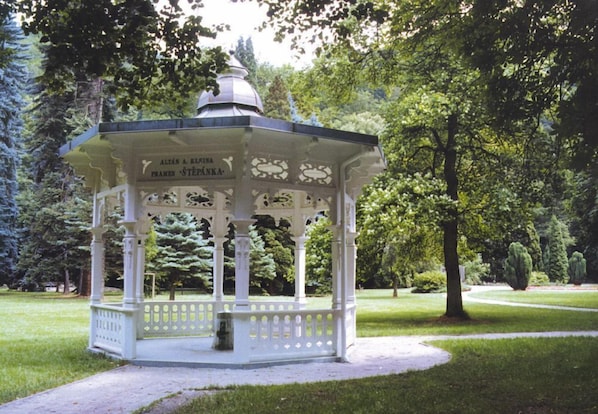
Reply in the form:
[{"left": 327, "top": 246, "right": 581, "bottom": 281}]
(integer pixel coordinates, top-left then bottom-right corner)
[{"left": 2, "top": 287, "right": 597, "bottom": 414}]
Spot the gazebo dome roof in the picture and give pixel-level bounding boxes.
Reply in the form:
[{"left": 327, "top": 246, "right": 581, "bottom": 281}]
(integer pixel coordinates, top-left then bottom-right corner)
[{"left": 196, "top": 53, "right": 264, "bottom": 117}]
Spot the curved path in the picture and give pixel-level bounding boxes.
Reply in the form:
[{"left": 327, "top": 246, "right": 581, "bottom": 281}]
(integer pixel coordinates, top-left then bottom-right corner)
[{"left": 1, "top": 287, "right": 596, "bottom": 414}]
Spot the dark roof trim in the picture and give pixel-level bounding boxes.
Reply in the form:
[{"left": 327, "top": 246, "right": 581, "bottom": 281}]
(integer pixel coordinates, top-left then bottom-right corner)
[{"left": 60, "top": 116, "right": 379, "bottom": 156}]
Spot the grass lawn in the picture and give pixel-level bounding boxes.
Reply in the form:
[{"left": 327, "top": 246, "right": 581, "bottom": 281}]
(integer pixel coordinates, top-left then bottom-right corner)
[
  {"left": 468, "top": 288, "right": 598, "bottom": 309},
  {"left": 0, "top": 290, "right": 120, "bottom": 404},
  {"left": 175, "top": 337, "right": 598, "bottom": 414},
  {"left": 1, "top": 287, "right": 597, "bottom": 410}
]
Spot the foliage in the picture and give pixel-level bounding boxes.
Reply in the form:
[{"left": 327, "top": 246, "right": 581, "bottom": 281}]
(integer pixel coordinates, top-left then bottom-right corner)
[
  {"left": 305, "top": 216, "right": 332, "bottom": 294},
  {"left": 569, "top": 172, "right": 598, "bottom": 279},
  {"left": 248, "top": 225, "right": 276, "bottom": 294},
  {"left": 412, "top": 271, "right": 446, "bottom": 294},
  {"left": 17, "top": 0, "right": 229, "bottom": 112},
  {"left": 0, "top": 18, "right": 27, "bottom": 285},
  {"left": 462, "top": 254, "right": 490, "bottom": 285},
  {"left": 568, "top": 251, "right": 586, "bottom": 286},
  {"left": 503, "top": 242, "right": 532, "bottom": 291},
  {"left": 529, "top": 271, "right": 550, "bottom": 287},
  {"left": 148, "top": 213, "right": 212, "bottom": 300},
  {"left": 262, "top": 74, "right": 290, "bottom": 119},
  {"left": 253, "top": 216, "right": 294, "bottom": 295},
  {"left": 546, "top": 215, "right": 569, "bottom": 283},
  {"left": 357, "top": 173, "right": 443, "bottom": 292},
  {"left": 235, "top": 36, "right": 257, "bottom": 87}
]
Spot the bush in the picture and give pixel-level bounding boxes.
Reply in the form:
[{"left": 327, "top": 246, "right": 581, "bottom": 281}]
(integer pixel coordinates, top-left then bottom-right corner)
[
  {"left": 412, "top": 271, "right": 446, "bottom": 293},
  {"left": 529, "top": 271, "right": 550, "bottom": 286},
  {"left": 504, "top": 242, "right": 532, "bottom": 290},
  {"left": 568, "top": 251, "right": 586, "bottom": 285},
  {"left": 463, "top": 254, "right": 490, "bottom": 285}
]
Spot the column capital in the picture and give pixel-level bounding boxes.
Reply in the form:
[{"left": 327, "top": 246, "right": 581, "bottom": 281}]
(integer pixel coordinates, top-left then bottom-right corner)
[{"left": 230, "top": 218, "right": 256, "bottom": 233}]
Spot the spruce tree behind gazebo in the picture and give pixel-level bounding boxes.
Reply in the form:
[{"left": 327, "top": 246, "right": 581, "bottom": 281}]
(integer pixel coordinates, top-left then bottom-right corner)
[{"left": 60, "top": 54, "right": 385, "bottom": 366}]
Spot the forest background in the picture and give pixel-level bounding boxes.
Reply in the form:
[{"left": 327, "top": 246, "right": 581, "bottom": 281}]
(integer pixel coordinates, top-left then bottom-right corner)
[{"left": 0, "top": 0, "right": 596, "bottom": 310}]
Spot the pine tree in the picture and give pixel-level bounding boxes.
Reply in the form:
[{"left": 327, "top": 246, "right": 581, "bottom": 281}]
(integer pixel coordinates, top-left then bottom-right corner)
[
  {"left": 17, "top": 43, "right": 90, "bottom": 291},
  {"left": 504, "top": 242, "right": 532, "bottom": 291},
  {"left": 235, "top": 36, "right": 257, "bottom": 86},
  {"left": 263, "top": 75, "right": 290, "bottom": 120},
  {"left": 0, "top": 18, "right": 27, "bottom": 285},
  {"left": 148, "top": 213, "right": 212, "bottom": 300},
  {"left": 547, "top": 215, "right": 569, "bottom": 284},
  {"left": 568, "top": 251, "right": 586, "bottom": 286},
  {"left": 248, "top": 225, "right": 276, "bottom": 294}
]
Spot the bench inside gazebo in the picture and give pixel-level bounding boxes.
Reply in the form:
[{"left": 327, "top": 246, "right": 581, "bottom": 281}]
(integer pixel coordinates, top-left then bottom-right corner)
[{"left": 60, "top": 54, "right": 385, "bottom": 367}]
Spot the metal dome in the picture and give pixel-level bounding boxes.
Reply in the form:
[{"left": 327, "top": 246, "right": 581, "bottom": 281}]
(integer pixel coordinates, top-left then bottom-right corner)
[{"left": 196, "top": 53, "right": 264, "bottom": 117}]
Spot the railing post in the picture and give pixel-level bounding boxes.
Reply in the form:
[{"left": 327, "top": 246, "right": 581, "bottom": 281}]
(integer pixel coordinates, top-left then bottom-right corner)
[{"left": 233, "top": 312, "right": 251, "bottom": 363}]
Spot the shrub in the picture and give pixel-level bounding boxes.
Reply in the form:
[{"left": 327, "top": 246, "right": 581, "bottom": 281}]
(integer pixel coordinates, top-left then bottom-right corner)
[
  {"left": 546, "top": 215, "right": 569, "bottom": 283},
  {"left": 568, "top": 251, "right": 586, "bottom": 285},
  {"left": 529, "top": 271, "right": 550, "bottom": 286},
  {"left": 504, "top": 242, "right": 532, "bottom": 290},
  {"left": 463, "top": 254, "right": 490, "bottom": 285},
  {"left": 412, "top": 271, "right": 446, "bottom": 293}
]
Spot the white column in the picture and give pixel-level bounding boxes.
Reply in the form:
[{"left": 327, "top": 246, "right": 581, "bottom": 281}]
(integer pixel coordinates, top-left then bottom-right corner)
[
  {"left": 121, "top": 221, "right": 138, "bottom": 309},
  {"left": 212, "top": 237, "right": 227, "bottom": 302},
  {"left": 346, "top": 231, "right": 358, "bottom": 305},
  {"left": 135, "top": 232, "right": 147, "bottom": 339},
  {"left": 135, "top": 233, "right": 147, "bottom": 305},
  {"left": 292, "top": 236, "right": 307, "bottom": 307},
  {"left": 90, "top": 227, "right": 105, "bottom": 305},
  {"left": 231, "top": 219, "right": 255, "bottom": 309},
  {"left": 329, "top": 225, "right": 342, "bottom": 309}
]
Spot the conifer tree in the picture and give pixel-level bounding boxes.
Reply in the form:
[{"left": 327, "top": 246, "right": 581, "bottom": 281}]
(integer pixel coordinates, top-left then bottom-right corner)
[
  {"left": 149, "top": 213, "right": 212, "bottom": 300},
  {"left": 0, "top": 18, "right": 27, "bottom": 285},
  {"left": 248, "top": 225, "right": 276, "bottom": 293},
  {"left": 504, "top": 242, "right": 532, "bottom": 291},
  {"left": 568, "top": 251, "right": 586, "bottom": 286},
  {"left": 547, "top": 215, "right": 569, "bottom": 283},
  {"left": 235, "top": 36, "right": 257, "bottom": 87},
  {"left": 263, "top": 75, "right": 290, "bottom": 119}
]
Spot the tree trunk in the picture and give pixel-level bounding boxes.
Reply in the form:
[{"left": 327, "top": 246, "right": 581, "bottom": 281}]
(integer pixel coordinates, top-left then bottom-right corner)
[
  {"left": 392, "top": 275, "right": 398, "bottom": 297},
  {"left": 443, "top": 114, "right": 467, "bottom": 318},
  {"left": 169, "top": 284, "right": 176, "bottom": 301},
  {"left": 79, "top": 267, "right": 91, "bottom": 297},
  {"left": 63, "top": 268, "right": 70, "bottom": 295}
]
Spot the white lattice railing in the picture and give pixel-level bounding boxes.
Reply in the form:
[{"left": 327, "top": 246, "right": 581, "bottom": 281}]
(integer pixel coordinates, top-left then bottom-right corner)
[
  {"left": 233, "top": 308, "right": 340, "bottom": 362},
  {"left": 141, "top": 300, "right": 299, "bottom": 337},
  {"left": 143, "top": 301, "right": 231, "bottom": 337},
  {"left": 90, "top": 303, "right": 134, "bottom": 356}
]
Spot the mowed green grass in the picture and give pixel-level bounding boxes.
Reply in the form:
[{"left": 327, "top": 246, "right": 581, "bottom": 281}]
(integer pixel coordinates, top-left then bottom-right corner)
[
  {"left": 0, "top": 291, "right": 119, "bottom": 404},
  {"left": 468, "top": 288, "right": 598, "bottom": 308},
  {"left": 1, "top": 287, "right": 598, "bottom": 409},
  {"left": 175, "top": 337, "right": 598, "bottom": 414}
]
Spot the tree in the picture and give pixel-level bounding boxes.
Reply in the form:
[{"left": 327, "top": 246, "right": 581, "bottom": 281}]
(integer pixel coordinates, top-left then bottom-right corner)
[
  {"left": 357, "top": 173, "right": 443, "bottom": 295},
  {"left": 546, "top": 215, "right": 569, "bottom": 283},
  {"left": 248, "top": 225, "right": 276, "bottom": 294},
  {"left": 504, "top": 242, "right": 532, "bottom": 291},
  {"left": 263, "top": 74, "right": 290, "bottom": 119},
  {"left": 0, "top": 18, "right": 27, "bottom": 285},
  {"left": 251, "top": 0, "right": 525, "bottom": 318},
  {"left": 305, "top": 216, "right": 333, "bottom": 294},
  {"left": 253, "top": 216, "right": 294, "bottom": 295},
  {"left": 235, "top": 36, "right": 257, "bottom": 87},
  {"left": 149, "top": 213, "right": 212, "bottom": 300},
  {"left": 459, "top": 1, "right": 598, "bottom": 171},
  {"left": 17, "top": 0, "right": 229, "bottom": 112},
  {"left": 568, "top": 251, "right": 586, "bottom": 286}
]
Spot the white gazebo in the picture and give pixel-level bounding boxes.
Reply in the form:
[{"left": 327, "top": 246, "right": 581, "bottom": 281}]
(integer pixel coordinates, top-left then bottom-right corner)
[{"left": 60, "top": 55, "right": 385, "bottom": 367}]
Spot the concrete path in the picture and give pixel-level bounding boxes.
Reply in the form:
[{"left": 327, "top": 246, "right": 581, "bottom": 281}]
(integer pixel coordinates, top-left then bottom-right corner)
[{"left": 2, "top": 287, "right": 597, "bottom": 414}]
